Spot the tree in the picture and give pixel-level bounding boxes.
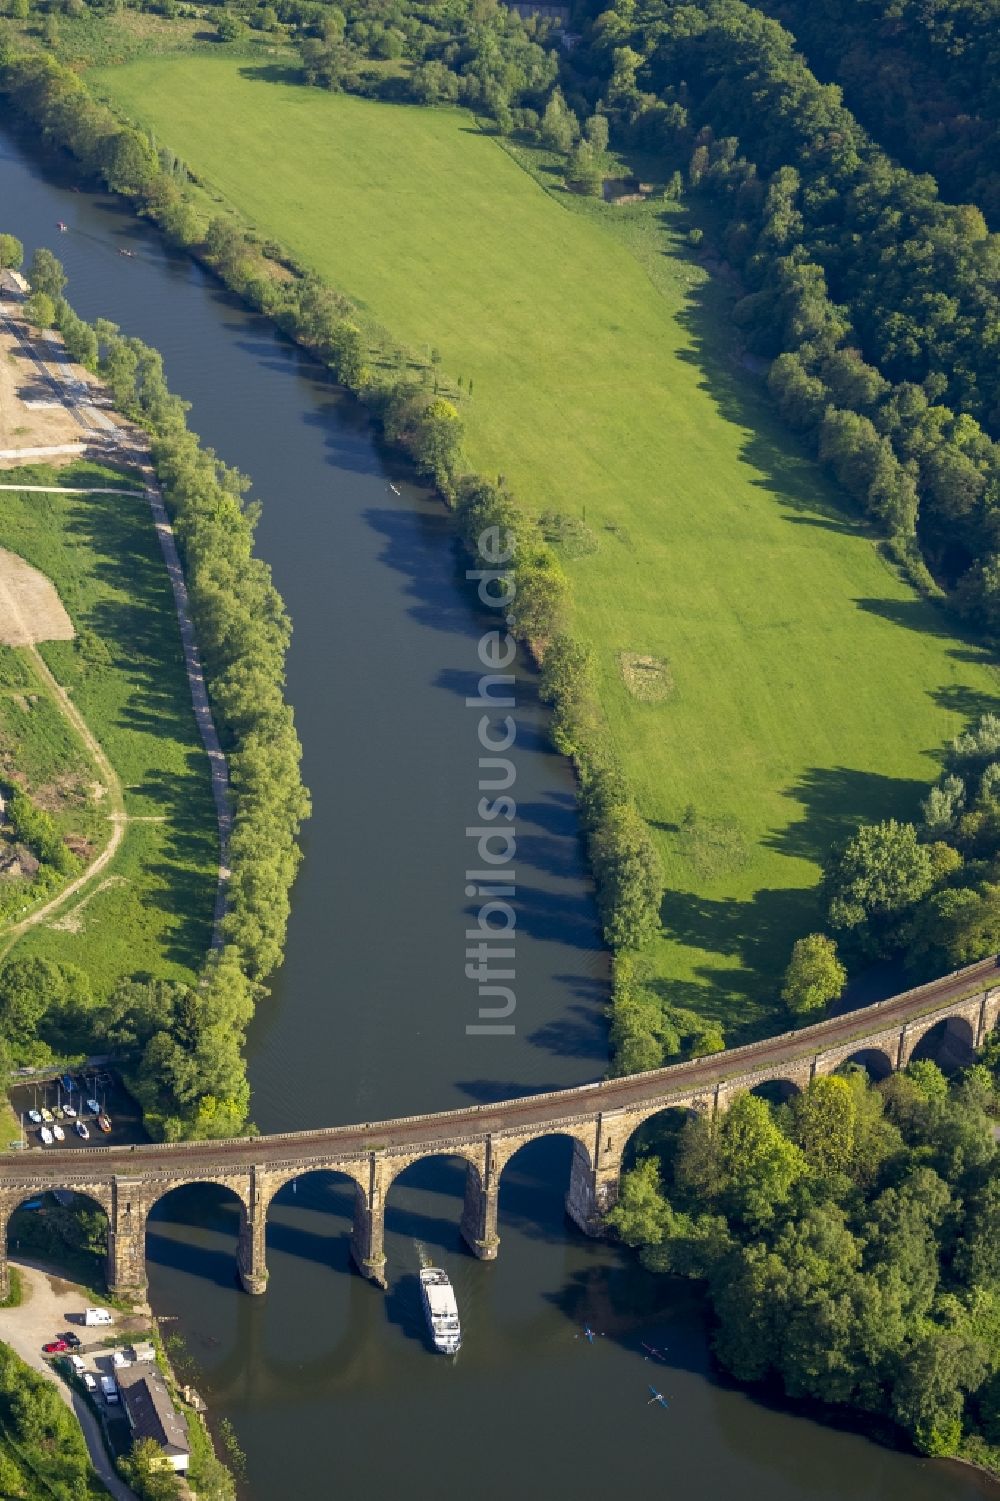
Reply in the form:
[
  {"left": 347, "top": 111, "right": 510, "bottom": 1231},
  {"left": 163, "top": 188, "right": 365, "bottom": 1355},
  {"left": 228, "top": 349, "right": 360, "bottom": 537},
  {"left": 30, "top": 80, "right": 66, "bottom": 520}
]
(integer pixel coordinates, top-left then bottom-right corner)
[
  {"left": 0, "top": 233, "right": 23, "bottom": 271},
  {"left": 713, "top": 1093, "right": 806, "bottom": 1227},
  {"left": 540, "top": 87, "right": 576, "bottom": 153},
  {"left": 27, "top": 246, "right": 66, "bottom": 302},
  {"left": 584, "top": 112, "right": 609, "bottom": 154},
  {"left": 607, "top": 1156, "right": 668, "bottom": 1246},
  {"left": 781, "top": 933, "right": 845, "bottom": 1015},
  {"left": 217, "top": 14, "right": 246, "bottom": 42},
  {"left": 120, "top": 1437, "right": 183, "bottom": 1499},
  {"left": 565, "top": 140, "right": 602, "bottom": 196},
  {"left": 412, "top": 396, "right": 462, "bottom": 481},
  {"left": 538, "top": 632, "right": 594, "bottom": 754},
  {"left": 908, "top": 882, "right": 1000, "bottom": 968},
  {"left": 101, "top": 129, "right": 158, "bottom": 196},
  {"left": 891, "top": 1330, "right": 988, "bottom": 1456},
  {"left": 590, "top": 803, "right": 662, "bottom": 949},
  {"left": 24, "top": 290, "right": 55, "bottom": 331},
  {"left": 790, "top": 1074, "right": 858, "bottom": 1177},
  {"left": 0, "top": 956, "right": 90, "bottom": 1060},
  {"left": 825, "top": 820, "right": 933, "bottom": 951}
]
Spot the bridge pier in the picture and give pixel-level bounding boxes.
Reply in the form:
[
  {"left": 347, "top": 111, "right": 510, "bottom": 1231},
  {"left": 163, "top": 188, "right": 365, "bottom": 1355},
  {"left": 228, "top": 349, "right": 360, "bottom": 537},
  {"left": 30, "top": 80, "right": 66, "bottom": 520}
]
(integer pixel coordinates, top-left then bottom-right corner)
[
  {"left": 106, "top": 1179, "right": 148, "bottom": 1296},
  {"left": 459, "top": 1151, "right": 499, "bottom": 1260},
  {"left": 565, "top": 1123, "right": 624, "bottom": 1236},
  {"left": 236, "top": 1168, "right": 268, "bottom": 1295},
  {"left": 350, "top": 1160, "right": 387, "bottom": 1287}
]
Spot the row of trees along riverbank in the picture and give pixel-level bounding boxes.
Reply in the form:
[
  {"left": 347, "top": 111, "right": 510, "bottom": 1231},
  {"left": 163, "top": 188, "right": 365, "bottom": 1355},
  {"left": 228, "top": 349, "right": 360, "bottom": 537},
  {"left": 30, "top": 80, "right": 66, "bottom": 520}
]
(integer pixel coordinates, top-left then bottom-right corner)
[
  {"left": 0, "top": 42, "right": 674, "bottom": 1073},
  {"left": 0, "top": 230, "right": 309, "bottom": 1140}
]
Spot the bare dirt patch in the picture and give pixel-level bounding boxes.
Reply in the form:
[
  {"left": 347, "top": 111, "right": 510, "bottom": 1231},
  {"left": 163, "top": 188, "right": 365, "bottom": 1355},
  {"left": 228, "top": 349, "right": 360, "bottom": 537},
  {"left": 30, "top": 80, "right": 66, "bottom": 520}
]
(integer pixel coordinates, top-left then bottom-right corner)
[
  {"left": 0, "top": 842, "right": 39, "bottom": 882},
  {"left": 619, "top": 651, "right": 673, "bottom": 702},
  {"left": 0, "top": 311, "right": 92, "bottom": 454},
  {"left": 33, "top": 772, "right": 91, "bottom": 815},
  {"left": 0, "top": 548, "right": 75, "bottom": 647},
  {"left": 602, "top": 177, "right": 653, "bottom": 204}
]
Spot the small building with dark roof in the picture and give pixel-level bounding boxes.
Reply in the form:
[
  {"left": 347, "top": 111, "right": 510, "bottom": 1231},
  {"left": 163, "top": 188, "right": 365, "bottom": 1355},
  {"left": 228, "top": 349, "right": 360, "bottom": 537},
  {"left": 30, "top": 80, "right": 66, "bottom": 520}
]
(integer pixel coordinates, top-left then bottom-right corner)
[{"left": 117, "top": 1363, "right": 191, "bottom": 1473}]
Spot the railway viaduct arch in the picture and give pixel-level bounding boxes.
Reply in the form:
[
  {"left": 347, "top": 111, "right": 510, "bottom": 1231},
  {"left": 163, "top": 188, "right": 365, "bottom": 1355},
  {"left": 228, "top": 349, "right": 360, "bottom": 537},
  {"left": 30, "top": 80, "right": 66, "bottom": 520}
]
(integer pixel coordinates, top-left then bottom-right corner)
[{"left": 1, "top": 956, "right": 997, "bottom": 1296}]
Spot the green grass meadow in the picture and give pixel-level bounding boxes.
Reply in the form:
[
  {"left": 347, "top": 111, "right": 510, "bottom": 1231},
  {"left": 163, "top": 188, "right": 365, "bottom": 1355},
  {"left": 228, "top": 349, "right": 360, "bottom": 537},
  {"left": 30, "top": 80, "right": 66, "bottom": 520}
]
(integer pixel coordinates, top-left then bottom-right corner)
[
  {"left": 90, "top": 55, "right": 1000, "bottom": 1032},
  {"left": 0, "top": 463, "right": 217, "bottom": 993}
]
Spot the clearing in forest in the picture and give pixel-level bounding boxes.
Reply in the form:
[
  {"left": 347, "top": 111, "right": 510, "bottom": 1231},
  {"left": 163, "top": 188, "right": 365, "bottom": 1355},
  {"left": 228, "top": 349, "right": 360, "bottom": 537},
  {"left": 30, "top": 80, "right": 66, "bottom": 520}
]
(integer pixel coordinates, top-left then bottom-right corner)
[{"left": 91, "top": 53, "right": 1000, "bottom": 1033}]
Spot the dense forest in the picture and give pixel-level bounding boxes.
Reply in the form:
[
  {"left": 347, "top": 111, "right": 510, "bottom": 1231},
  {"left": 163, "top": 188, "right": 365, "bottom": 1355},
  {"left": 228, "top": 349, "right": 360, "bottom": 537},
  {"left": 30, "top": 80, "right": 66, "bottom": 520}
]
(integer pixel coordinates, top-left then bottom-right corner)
[
  {"left": 611, "top": 1054, "right": 1000, "bottom": 1464},
  {"left": 759, "top": 0, "right": 1000, "bottom": 225}
]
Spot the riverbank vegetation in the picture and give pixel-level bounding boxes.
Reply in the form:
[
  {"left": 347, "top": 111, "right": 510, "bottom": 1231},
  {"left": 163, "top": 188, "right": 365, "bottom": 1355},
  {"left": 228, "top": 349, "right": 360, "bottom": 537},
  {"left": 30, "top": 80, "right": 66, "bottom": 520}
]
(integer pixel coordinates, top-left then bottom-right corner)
[
  {"left": 56, "top": 47, "right": 1000, "bottom": 1043},
  {"left": 0, "top": 255, "right": 308, "bottom": 1136},
  {"left": 0, "top": 1340, "right": 107, "bottom": 1499},
  {"left": 610, "top": 1051, "right": 1000, "bottom": 1467}
]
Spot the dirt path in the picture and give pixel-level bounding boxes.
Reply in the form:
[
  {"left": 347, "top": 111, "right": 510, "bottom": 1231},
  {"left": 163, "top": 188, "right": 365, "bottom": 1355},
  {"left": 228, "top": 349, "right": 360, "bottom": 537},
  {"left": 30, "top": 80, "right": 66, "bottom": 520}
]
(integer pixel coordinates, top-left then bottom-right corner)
[
  {"left": 0, "top": 310, "right": 231, "bottom": 946},
  {"left": 0, "top": 484, "right": 145, "bottom": 496},
  {"left": 0, "top": 442, "right": 89, "bottom": 460},
  {"left": 1, "top": 1261, "right": 141, "bottom": 1501},
  {"left": 0, "top": 639, "right": 126, "bottom": 958},
  {"left": 0, "top": 480, "right": 233, "bottom": 943}
]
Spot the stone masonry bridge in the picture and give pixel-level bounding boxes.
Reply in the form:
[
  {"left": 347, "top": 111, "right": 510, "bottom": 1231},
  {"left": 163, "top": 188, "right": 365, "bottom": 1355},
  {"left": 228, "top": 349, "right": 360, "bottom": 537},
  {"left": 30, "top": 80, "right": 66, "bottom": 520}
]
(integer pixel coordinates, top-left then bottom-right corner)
[{"left": 1, "top": 956, "right": 999, "bottom": 1299}]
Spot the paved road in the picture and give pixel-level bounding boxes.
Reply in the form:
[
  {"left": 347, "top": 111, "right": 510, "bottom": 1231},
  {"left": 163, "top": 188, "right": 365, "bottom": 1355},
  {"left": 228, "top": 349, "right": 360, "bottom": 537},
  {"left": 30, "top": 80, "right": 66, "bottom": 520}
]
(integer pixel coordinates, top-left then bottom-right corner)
[
  {"left": 1, "top": 955, "right": 996, "bottom": 1184},
  {"left": 0, "top": 1261, "right": 140, "bottom": 1501}
]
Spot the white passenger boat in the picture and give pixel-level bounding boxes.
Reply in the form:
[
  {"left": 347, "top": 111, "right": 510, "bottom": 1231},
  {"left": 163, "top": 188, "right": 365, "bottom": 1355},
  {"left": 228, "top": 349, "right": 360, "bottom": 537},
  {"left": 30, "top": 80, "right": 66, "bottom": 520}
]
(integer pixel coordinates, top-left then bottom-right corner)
[{"left": 419, "top": 1268, "right": 461, "bottom": 1355}]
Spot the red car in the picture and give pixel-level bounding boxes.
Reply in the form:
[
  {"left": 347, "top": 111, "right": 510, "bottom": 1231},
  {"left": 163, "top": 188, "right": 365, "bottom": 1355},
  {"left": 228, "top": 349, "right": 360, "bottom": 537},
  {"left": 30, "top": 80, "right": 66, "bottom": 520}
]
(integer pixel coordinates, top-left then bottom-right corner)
[{"left": 42, "top": 1339, "right": 69, "bottom": 1355}]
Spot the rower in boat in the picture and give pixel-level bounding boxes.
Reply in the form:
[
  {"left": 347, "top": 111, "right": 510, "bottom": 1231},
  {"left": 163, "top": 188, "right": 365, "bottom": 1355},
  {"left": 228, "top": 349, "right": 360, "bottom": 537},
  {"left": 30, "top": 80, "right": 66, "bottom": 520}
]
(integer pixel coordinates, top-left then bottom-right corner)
[{"left": 56, "top": 221, "right": 68, "bottom": 232}]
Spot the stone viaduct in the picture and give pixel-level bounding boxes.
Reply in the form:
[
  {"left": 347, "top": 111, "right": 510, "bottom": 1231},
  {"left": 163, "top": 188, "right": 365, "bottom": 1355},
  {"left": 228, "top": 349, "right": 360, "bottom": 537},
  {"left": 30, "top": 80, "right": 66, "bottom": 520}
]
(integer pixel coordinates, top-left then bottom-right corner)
[{"left": 1, "top": 955, "right": 998, "bottom": 1300}]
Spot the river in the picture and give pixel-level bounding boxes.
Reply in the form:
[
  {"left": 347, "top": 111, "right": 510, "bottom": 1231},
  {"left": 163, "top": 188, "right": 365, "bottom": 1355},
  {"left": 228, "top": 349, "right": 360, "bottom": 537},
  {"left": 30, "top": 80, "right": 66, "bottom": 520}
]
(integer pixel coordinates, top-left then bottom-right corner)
[{"left": 0, "top": 126, "right": 993, "bottom": 1501}]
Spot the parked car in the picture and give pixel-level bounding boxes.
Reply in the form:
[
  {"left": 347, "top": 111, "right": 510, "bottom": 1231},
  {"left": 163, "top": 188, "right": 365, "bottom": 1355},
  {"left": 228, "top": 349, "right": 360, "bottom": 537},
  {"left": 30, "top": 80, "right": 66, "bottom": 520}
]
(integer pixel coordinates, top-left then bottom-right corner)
[
  {"left": 43, "top": 1339, "right": 69, "bottom": 1354},
  {"left": 69, "top": 1354, "right": 86, "bottom": 1374},
  {"left": 61, "top": 1332, "right": 81, "bottom": 1348},
  {"left": 99, "top": 1375, "right": 118, "bottom": 1404},
  {"left": 82, "top": 1372, "right": 97, "bottom": 1393}
]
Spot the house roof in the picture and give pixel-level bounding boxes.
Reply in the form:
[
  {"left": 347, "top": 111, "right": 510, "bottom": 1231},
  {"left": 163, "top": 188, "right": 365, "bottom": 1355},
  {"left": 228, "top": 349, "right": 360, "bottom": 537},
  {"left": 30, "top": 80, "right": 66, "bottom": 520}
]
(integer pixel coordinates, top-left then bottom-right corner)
[{"left": 118, "top": 1365, "right": 190, "bottom": 1457}]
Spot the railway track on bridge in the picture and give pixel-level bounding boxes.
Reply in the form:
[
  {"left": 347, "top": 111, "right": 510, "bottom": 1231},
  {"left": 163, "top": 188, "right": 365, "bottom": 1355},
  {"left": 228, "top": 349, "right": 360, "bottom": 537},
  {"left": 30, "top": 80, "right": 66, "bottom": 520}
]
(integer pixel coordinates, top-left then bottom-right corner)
[
  {"left": 1, "top": 952, "right": 998, "bottom": 1184},
  {"left": 0, "top": 952, "right": 997, "bottom": 1294}
]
